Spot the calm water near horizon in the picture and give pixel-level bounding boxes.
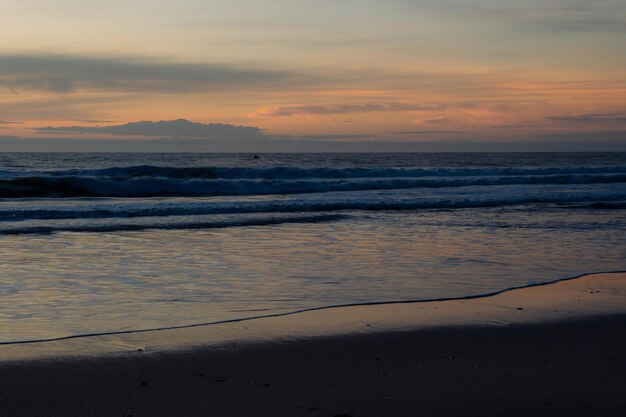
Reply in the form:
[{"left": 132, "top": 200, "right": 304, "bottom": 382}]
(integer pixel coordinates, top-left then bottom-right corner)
[{"left": 1, "top": 152, "right": 625, "bottom": 343}]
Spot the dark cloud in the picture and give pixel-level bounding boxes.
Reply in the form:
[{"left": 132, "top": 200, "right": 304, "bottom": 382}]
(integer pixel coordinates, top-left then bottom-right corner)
[
  {"left": 408, "top": 0, "right": 626, "bottom": 33},
  {"left": 546, "top": 113, "right": 626, "bottom": 123},
  {"left": 533, "top": 17, "right": 626, "bottom": 33},
  {"left": 260, "top": 102, "right": 446, "bottom": 116},
  {"left": 36, "top": 119, "right": 265, "bottom": 140},
  {"left": 0, "top": 53, "right": 300, "bottom": 93},
  {"left": 36, "top": 120, "right": 377, "bottom": 142}
]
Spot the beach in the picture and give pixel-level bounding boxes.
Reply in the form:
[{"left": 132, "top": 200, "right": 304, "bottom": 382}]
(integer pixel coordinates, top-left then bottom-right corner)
[
  {"left": 1, "top": 272, "right": 625, "bottom": 417},
  {"left": 3, "top": 0, "right": 626, "bottom": 414}
]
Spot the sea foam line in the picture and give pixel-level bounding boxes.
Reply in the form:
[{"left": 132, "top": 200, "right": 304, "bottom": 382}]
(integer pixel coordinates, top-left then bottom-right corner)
[
  {"left": 7, "top": 164, "right": 626, "bottom": 180},
  {"left": 0, "top": 213, "right": 346, "bottom": 235},
  {"left": 1, "top": 270, "right": 624, "bottom": 346}
]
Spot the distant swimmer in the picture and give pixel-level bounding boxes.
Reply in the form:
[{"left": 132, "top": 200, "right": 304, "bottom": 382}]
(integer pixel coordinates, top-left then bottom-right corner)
[{"left": 253, "top": 154, "right": 260, "bottom": 159}]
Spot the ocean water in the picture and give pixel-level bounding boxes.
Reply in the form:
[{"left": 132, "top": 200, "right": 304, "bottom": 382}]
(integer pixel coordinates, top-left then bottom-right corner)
[{"left": 0, "top": 152, "right": 625, "bottom": 343}]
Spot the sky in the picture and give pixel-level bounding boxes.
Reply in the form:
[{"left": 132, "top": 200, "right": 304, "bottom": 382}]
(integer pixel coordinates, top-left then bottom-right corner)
[{"left": 1, "top": 0, "right": 625, "bottom": 151}]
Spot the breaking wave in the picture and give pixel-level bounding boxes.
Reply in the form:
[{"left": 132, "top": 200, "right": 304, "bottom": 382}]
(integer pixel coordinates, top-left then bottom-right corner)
[
  {"left": 2, "top": 164, "right": 626, "bottom": 179},
  {"left": 2, "top": 187, "right": 625, "bottom": 222},
  {"left": 1, "top": 171, "right": 625, "bottom": 198}
]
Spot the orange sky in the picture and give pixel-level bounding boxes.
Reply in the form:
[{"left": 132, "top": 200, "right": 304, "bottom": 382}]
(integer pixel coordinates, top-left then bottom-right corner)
[{"left": 1, "top": 0, "right": 625, "bottom": 148}]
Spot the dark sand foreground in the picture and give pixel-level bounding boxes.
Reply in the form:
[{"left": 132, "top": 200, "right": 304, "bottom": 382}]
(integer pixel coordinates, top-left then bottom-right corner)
[{"left": 1, "top": 272, "right": 625, "bottom": 417}]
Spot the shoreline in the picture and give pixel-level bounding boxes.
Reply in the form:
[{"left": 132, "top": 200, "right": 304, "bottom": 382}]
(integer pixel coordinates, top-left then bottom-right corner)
[
  {"left": 2, "top": 269, "right": 625, "bottom": 348},
  {"left": 1, "top": 272, "right": 625, "bottom": 416},
  {"left": 1, "top": 271, "right": 625, "bottom": 362}
]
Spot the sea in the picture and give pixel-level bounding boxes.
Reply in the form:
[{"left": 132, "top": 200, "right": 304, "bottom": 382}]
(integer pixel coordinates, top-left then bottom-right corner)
[{"left": 1, "top": 152, "right": 625, "bottom": 343}]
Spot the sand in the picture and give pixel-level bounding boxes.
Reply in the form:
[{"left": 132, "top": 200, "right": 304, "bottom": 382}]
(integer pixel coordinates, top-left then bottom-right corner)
[{"left": 1, "top": 272, "right": 625, "bottom": 416}]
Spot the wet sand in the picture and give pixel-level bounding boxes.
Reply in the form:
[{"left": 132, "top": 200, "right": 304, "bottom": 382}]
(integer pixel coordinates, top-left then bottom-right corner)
[{"left": 1, "top": 272, "right": 625, "bottom": 416}]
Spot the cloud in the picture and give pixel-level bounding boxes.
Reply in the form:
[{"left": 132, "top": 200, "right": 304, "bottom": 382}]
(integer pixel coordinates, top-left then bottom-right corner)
[
  {"left": 0, "top": 94, "right": 147, "bottom": 120},
  {"left": 258, "top": 102, "right": 446, "bottom": 116},
  {"left": 534, "top": 17, "right": 626, "bottom": 33},
  {"left": 281, "top": 134, "right": 376, "bottom": 140},
  {"left": 391, "top": 130, "right": 467, "bottom": 135},
  {"left": 71, "top": 119, "right": 120, "bottom": 124},
  {"left": 486, "top": 123, "right": 543, "bottom": 130},
  {"left": 0, "top": 53, "right": 300, "bottom": 94},
  {"left": 546, "top": 113, "right": 626, "bottom": 123},
  {"left": 414, "top": 117, "right": 452, "bottom": 125},
  {"left": 36, "top": 119, "right": 377, "bottom": 142},
  {"left": 0, "top": 120, "right": 22, "bottom": 124},
  {"left": 35, "top": 119, "right": 265, "bottom": 140},
  {"left": 408, "top": 0, "right": 626, "bottom": 33}
]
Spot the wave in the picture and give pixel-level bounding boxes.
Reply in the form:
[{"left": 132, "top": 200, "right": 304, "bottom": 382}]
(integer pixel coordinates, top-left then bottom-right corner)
[
  {"left": 1, "top": 173, "right": 625, "bottom": 198},
  {"left": 3, "top": 164, "right": 626, "bottom": 180},
  {"left": 0, "top": 213, "right": 346, "bottom": 235},
  {"left": 3, "top": 189, "right": 625, "bottom": 222},
  {"left": 564, "top": 201, "right": 626, "bottom": 210}
]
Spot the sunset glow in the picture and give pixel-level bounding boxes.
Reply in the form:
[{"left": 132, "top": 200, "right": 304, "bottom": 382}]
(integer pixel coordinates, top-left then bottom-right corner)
[{"left": 1, "top": 0, "right": 625, "bottom": 150}]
